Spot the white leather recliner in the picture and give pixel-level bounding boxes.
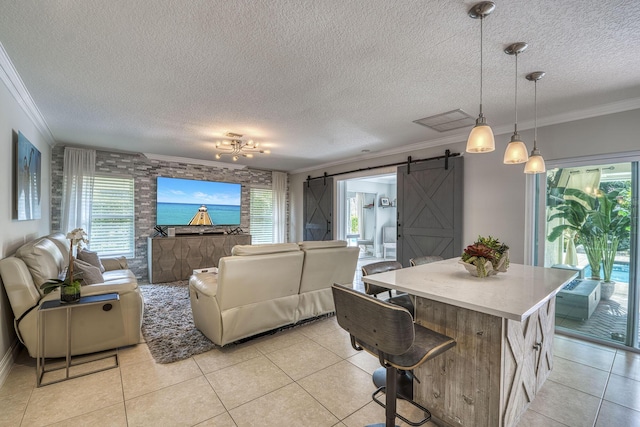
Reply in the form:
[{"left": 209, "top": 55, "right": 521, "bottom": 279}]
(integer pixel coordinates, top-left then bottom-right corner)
[
  {"left": 0, "top": 233, "right": 144, "bottom": 358},
  {"left": 189, "top": 240, "right": 359, "bottom": 346},
  {"left": 189, "top": 243, "right": 304, "bottom": 346}
]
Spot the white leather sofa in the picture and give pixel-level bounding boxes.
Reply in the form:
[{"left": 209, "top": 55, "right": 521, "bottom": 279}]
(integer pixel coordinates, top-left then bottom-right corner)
[
  {"left": 189, "top": 240, "right": 359, "bottom": 346},
  {"left": 0, "top": 233, "right": 144, "bottom": 358}
]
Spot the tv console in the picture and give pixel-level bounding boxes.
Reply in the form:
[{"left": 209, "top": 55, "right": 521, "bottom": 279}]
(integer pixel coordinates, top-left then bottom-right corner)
[{"left": 147, "top": 234, "right": 251, "bottom": 283}]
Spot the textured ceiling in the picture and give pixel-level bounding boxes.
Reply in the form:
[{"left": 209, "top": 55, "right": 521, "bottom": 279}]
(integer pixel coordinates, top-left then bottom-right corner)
[{"left": 1, "top": 0, "right": 639, "bottom": 172}]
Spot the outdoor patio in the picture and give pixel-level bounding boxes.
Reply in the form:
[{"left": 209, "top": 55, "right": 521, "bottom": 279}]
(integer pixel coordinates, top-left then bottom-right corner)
[{"left": 556, "top": 279, "right": 630, "bottom": 344}]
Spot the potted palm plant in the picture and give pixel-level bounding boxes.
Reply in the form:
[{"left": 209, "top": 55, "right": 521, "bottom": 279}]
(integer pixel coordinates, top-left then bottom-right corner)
[
  {"left": 588, "top": 190, "right": 630, "bottom": 299},
  {"left": 547, "top": 188, "right": 601, "bottom": 277}
]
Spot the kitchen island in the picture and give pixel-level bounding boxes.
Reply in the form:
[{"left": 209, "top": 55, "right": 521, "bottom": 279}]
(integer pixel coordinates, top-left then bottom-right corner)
[{"left": 362, "top": 257, "right": 576, "bottom": 427}]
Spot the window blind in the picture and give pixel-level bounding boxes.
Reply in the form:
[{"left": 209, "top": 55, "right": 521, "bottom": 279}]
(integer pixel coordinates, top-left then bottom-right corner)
[
  {"left": 250, "top": 187, "right": 273, "bottom": 244},
  {"left": 90, "top": 175, "right": 135, "bottom": 257}
]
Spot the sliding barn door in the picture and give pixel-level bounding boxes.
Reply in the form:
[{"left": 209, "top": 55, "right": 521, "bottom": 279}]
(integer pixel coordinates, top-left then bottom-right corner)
[
  {"left": 397, "top": 157, "right": 463, "bottom": 266},
  {"left": 303, "top": 177, "right": 333, "bottom": 241}
]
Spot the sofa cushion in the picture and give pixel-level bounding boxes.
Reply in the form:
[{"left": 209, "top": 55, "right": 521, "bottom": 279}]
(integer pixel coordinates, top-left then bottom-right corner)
[
  {"left": 45, "top": 233, "right": 71, "bottom": 267},
  {"left": 0, "top": 257, "right": 41, "bottom": 319},
  {"left": 16, "top": 238, "right": 65, "bottom": 289},
  {"left": 298, "top": 240, "right": 348, "bottom": 250},
  {"left": 103, "top": 269, "right": 136, "bottom": 283},
  {"left": 77, "top": 249, "right": 105, "bottom": 273},
  {"left": 101, "top": 256, "right": 129, "bottom": 271},
  {"left": 73, "top": 259, "right": 104, "bottom": 285},
  {"left": 231, "top": 243, "right": 300, "bottom": 256}
]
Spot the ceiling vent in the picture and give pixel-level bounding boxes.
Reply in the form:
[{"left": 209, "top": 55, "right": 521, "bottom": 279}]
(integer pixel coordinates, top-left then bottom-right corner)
[{"left": 413, "top": 109, "right": 475, "bottom": 132}]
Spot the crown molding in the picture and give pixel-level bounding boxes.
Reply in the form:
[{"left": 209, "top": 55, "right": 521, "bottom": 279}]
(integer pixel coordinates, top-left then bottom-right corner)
[
  {"left": 143, "top": 153, "right": 247, "bottom": 170},
  {"left": 0, "top": 43, "right": 55, "bottom": 146},
  {"left": 535, "top": 97, "right": 640, "bottom": 129},
  {"left": 290, "top": 130, "right": 474, "bottom": 175}
]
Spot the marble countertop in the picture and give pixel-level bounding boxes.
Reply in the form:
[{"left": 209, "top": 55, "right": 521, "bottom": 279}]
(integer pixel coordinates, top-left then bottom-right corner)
[{"left": 361, "top": 257, "right": 577, "bottom": 321}]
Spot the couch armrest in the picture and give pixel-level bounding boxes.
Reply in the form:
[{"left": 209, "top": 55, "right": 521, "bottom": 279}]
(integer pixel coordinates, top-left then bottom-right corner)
[
  {"left": 101, "top": 256, "right": 129, "bottom": 271},
  {"left": 80, "top": 281, "right": 139, "bottom": 296},
  {"left": 189, "top": 273, "right": 218, "bottom": 298}
]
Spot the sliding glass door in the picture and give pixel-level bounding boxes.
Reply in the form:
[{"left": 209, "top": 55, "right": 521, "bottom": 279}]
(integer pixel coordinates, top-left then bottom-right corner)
[{"left": 541, "top": 159, "right": 639, "bottom": 348}]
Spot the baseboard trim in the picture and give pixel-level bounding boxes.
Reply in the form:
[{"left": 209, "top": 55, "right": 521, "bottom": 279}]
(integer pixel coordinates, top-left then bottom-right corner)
[{"left": 0, "top": 338, "right": 21, "bottom": 388}]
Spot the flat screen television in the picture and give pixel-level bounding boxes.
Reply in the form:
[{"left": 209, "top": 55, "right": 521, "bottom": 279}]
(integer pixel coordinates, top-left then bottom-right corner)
[{"left": 156, "top": 177, "right": 242, "bottom": 226}]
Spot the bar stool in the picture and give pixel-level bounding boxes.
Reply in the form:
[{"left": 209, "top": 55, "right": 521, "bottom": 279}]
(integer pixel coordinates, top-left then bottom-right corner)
[
  {"left": 409, "top": 255, "right": 444, "bottom": 267},
  {"left": 332, "top": 284, "right": 455, "bottom": 427},
  {"left": 361, "top": 261, "right": 413, "bottom": 314}
]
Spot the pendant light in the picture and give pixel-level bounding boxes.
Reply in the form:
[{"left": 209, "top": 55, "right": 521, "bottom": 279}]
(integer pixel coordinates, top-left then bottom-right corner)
[
  {"left": 466, "top": 1, "right": 496, "bottom": 153},
  {"left": 524, "top": 71, "right": 546, "bottom": 174},
  {"left": 503, "top": 42, "right": 529, "bottom": 164}
]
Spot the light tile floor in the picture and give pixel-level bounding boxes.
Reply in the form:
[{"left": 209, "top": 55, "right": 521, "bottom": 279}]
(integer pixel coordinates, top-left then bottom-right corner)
[{"left": 2, "top": 321, "right": 640, "bottom": 427}]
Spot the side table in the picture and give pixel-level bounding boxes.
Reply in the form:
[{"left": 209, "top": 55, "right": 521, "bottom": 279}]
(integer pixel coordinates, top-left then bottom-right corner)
[
  {"left": 193, "top": 267, "right": 218, "bottom": 275},
  {"left": 37, "top": 292, "right": 120, "bottom": 387}
]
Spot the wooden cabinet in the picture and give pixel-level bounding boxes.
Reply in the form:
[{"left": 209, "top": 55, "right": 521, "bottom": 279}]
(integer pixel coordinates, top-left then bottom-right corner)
[
  {"left": 147, "top": 235, "right": 251, "bottom": 283},
  {"left": 148, "top": 237, "right": 182, "bottom": 283},
  {"left": 502, "top": 298, "right": 555, "bottom": 426},
  {"left": 414, "top": 297, "right": 556, "bottom": 427}
]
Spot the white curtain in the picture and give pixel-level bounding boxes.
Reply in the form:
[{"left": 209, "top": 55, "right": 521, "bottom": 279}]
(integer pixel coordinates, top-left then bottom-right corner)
[
  {"left": 61, "top": 147, "right": 96, "bottom": 236},
  {"left": 272, "top": 171, "right": 287, "bottom": 243},
  {"left": 567, "top": 169, "right": 601, "bottom": 194},
  {"left": 355, "top": 192, "right": 365, "bottom": 238}
]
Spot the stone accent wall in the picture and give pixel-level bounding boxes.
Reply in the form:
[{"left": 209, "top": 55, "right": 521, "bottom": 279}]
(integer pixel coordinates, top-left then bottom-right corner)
[{"left": 50, "top": 145, "right": 288, "bottom": 281}]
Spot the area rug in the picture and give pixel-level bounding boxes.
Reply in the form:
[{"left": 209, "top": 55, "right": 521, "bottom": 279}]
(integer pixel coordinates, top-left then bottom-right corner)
[
  {"left": 140, "top": 281, "right": 216, "bottom": 364},
  {"left": 140, "top": 281, "right": 336, "bottom": 363}
]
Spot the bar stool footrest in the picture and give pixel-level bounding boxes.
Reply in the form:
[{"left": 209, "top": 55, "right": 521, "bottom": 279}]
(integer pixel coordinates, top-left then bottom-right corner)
[
  {"left": 373, "top": 367, "right": 415, "bottom": 400},
  {"left": 366, "top": 424, "right": 400, "bottom": 427},
  {"left": 372, "top": 386, "right": 432, "bottom": 427}
]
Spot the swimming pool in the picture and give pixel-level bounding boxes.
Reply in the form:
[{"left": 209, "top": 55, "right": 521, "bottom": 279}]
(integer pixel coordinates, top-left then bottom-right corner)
[{"left": 584, "top": 262, "right": 630, "bottom": 283}]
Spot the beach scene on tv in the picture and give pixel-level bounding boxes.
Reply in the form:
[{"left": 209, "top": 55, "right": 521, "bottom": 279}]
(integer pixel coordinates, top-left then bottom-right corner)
[{"left": 156, "top": 177, "right": 241, "bottom": 226}]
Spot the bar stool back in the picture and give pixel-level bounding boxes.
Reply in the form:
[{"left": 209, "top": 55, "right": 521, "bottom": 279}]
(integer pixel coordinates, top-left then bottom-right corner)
[
  {"left": 409, "top": 255, "right": 444, "bottom": 267},
  {"left": 361, "top": 261, "right": 413, "bottom": 314}
]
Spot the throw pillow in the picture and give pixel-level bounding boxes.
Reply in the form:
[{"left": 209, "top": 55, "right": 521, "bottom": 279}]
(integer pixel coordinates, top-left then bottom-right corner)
[
  {"left": 77, "top": 249, "right": 105, "bottom": 273},
  {"left": 73, "top": 259, "right": 104, "bottom": 286}
]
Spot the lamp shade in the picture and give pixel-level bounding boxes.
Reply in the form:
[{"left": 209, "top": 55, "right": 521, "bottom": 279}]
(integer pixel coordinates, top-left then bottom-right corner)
[
  {"left": 524, "top": 152, "right": 546, "bottom": 174},
  {"left": 466, "top": 123, "right": 495, "bottom": 153},
  {"left": 503, "top": 135, "right": 529, "bottom": 164}
]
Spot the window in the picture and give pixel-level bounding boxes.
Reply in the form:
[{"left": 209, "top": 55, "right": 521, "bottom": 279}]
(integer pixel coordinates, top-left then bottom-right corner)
[
  {"left": 250, "top": 187, "right": 273, "bottom": 244},
  {"left": 90, "top": 175, "right": 135, "bottom": 257}
]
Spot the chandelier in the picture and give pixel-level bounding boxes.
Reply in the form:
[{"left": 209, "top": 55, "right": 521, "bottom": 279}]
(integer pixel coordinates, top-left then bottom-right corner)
[{"left": 214, "top": 132, "right": 270, "bottom": 161}]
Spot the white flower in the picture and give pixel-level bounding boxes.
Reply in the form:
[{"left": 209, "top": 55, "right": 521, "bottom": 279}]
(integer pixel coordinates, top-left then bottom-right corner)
[{"left": 66, "top": 228, "right": 89, "bottom": 248}]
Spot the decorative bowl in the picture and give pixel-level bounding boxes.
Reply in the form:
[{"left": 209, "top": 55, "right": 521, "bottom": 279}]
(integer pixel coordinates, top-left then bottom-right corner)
[
  {"left": 459, "top": 260, "right": 496, "bottom": 278},
  {"left": 459, "top": 250, "right": 509, "bottom": 278}
]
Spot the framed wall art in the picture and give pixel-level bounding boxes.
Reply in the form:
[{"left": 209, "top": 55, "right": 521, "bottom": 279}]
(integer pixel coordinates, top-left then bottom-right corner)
[{"left": 15, "top": 131, "right": 42, "bottom": 220}]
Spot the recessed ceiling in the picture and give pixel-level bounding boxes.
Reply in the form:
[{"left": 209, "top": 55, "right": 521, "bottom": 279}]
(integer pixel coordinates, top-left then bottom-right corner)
[{"left": 1, "top": 0, "right": 639, "bottom": 172}]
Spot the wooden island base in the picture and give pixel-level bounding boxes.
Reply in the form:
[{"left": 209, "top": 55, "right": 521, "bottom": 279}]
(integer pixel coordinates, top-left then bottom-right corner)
[{"left": 413, "top": 297, "right": 555, "bottom": 427}]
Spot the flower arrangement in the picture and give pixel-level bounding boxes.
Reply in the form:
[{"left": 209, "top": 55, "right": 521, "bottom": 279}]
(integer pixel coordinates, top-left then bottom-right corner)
[
  {"left": 460, "top": 235, "right": 510, "bottom": 278},
  {"left": 41, "top": 228, "right": 89, "bottom": 302}
]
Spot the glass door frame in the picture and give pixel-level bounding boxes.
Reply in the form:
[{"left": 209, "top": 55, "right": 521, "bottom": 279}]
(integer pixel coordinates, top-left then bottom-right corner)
[{"left": 526, "top": 150, "right": 640, "bottom": 349}]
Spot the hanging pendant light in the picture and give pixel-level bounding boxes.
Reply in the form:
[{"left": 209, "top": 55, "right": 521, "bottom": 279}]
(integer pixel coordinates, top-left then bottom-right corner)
[
  {"left": 524, "top": 71, "right": 546, "bottom": 174},
  {"left": 503, "top": 42, "right": 529, "bottom": 164},
  {"left": 466, "top": 1, "right": 496, "bottom": 153}
]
